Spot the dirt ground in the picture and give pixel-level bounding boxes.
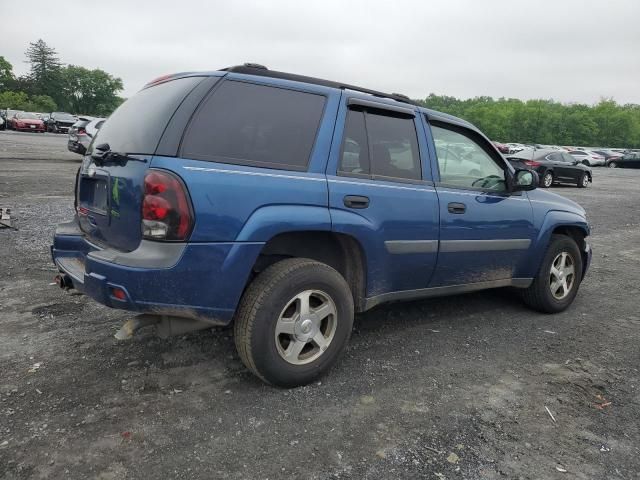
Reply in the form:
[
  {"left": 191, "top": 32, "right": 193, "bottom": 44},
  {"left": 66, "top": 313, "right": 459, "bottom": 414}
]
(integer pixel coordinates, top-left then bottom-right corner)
[{"left": 0, "top": 130, "right": 639, "bottom": 480}]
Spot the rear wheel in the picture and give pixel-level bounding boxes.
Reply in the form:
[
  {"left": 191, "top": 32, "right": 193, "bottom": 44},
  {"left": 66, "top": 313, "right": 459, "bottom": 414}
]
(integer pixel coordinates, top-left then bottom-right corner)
[
  {"left": 541, "top": 171, "right": 553, "bottom": 188},
  {"left": 521, "top": 234, "right": 583, "bottom": 313},
  {"left": 234, "top": 258, "right": 354, "bottom": 387},
  {"left": 577, "top": 173, "right": 589, "bottom": 188},
  {"left": 608, "top": 161, "right": 617, "bottom": 168}
]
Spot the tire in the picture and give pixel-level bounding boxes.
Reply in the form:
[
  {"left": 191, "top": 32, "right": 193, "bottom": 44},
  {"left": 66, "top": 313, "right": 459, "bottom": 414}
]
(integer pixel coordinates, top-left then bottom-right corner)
[
  {"left": 234, "top": 258, "right": 354, "bottom": 387},
  {"left": 577, "top": 173, "right": 589, "bottom": 188},
  {"left": 608, "top": 161, "right": 617, "bottom": 168},
  {"left": 541, "top": 171, "right": 553, "bottom": 188},
  {"left": 521, "top": 234, "right": 583, "bottom": 313}
]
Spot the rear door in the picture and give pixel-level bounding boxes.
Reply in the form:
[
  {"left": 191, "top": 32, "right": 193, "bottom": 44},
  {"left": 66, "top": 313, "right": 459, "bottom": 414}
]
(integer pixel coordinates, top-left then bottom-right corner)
[
  {"left": 560, "top": 153, "right": 582, "bottom": 181},
  {"left": 426, "top": 118, "right": 535, "bottom": 287},
  {"left": 326, "top": 97, "right": 440, "bottom": 298},
  {"left": 77, "top": 75, "right": 213, "bottom": 252}
]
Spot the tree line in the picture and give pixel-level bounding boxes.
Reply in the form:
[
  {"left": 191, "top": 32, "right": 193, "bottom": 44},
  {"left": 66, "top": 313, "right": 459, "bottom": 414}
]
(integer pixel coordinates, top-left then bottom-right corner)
[
  {"left": 419, "top": 94, "right": 640, "bottom": 148},
  {"left": 0, "top": 39, "right": 123, "bottom": 116}
]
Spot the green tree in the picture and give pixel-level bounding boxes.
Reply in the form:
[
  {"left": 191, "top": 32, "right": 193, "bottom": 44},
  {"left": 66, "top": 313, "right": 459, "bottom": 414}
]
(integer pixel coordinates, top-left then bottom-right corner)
[
  {"left": 26, "top": 94, "right": 57, "bottom": 112},
  {"left": 59, "top": 65, "right": 123, "bottom": 116},
  {"left": 0, "top": 56, "right": 15, "bottom": 92},
  {"left": 0, "top": 90, "right": 30, "bottom": 110},
  {"left": 0, "top": 90, "right": 56, "bottom": 112},
  {"left": 418, "top": 94, "right": 640, "bottom": 148},
  {"left": 24, "top": 39, "right": 63, "bottom": 102}
]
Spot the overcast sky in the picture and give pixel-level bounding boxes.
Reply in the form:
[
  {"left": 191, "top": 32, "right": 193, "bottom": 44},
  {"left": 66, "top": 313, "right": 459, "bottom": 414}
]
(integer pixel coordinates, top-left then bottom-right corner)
[{"left": 3, "top": 0, "right": 640, "bottom": 104}]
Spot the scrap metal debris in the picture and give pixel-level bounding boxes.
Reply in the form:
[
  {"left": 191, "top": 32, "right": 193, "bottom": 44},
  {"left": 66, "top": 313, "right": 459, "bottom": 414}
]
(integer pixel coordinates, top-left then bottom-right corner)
[
  {"left": 545, "top": 405, "right": 557, "bottom": 423},
  {"left": 594, "top": 394, "right": 612, "bottom": 410},
  {"left": 0, "top": 208, "right": 16, "bottom": 230}
]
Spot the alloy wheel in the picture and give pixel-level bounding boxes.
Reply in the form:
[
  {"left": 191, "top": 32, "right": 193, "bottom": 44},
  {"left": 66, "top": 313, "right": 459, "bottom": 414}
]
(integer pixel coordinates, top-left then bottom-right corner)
[
  {"left": 274, "top": 290, "right": 337, "bottom": 365},
  {"left": 549, "top": 252, "right": 575, "bottom": 300}
]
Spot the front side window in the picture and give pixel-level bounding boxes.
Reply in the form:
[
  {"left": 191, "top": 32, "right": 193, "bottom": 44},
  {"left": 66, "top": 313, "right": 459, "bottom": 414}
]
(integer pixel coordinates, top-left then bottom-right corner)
[
  {"left": 181, "top": 81, "right": 326, "bottom": 170},
  {"left": 430, "top": 123, "right": 506, "bottom": 191},
  {"left": 338, "top": 108, "right": 421, "bottom": 181}
]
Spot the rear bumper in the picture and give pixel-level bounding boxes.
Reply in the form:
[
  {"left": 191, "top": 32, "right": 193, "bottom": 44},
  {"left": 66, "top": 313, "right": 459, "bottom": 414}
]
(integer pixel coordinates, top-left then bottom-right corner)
[
  {"left": 51, "top": 218, "right": 263, "bottom": 324},
  {"left": 15, "top": 126, "right": 45, "bottom": 132}
]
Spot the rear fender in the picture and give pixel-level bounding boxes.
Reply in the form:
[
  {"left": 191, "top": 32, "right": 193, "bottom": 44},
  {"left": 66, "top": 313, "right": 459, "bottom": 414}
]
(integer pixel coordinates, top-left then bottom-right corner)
[{"left": 235, "top": 205, "right": 332, "bottom": 242}]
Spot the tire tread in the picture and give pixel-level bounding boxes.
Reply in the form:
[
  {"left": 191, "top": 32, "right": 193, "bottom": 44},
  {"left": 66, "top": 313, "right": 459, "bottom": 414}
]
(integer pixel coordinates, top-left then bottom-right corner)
[{"left": 234, "top": 258, "right": 344, "bottom": 385}]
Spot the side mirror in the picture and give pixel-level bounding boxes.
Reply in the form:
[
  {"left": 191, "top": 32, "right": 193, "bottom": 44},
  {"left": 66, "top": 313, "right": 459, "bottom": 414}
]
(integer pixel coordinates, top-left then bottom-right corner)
[{"left": 511, "top": 169, "right": 538, "bottom": 191}]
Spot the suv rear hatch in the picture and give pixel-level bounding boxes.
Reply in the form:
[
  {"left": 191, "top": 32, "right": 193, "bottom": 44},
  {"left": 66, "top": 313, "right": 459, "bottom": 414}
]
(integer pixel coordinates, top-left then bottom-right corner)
[{"left": 77, "top": 75, "right": 205, "bottom": 252}]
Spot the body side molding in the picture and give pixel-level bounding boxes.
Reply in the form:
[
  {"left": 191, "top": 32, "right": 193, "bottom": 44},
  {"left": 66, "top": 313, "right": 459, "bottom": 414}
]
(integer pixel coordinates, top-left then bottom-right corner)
[{"left": 363, "top": 278, "right": 533, "bottom": 310}]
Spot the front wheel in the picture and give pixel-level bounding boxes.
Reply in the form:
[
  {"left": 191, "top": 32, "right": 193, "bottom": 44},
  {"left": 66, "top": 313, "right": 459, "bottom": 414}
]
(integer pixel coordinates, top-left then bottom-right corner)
[
  {"left": 234, "top": 258, "right": 354, "bottom": 387},
  {"left": 521, "top": 234, "right": 583, "bottom": 313},
  {"left": 577, "top": 173, "right": 589, "bottom": 188}
]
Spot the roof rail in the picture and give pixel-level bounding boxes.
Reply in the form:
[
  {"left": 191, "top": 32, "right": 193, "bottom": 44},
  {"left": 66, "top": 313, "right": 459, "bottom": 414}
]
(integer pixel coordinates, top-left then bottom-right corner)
[{"left": 220, "top": 63, "right": 419, "bottom": 106}]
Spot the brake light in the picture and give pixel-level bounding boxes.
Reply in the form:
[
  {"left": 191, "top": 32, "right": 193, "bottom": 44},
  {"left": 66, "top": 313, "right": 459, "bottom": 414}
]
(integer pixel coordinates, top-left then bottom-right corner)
[
  {"left": 142, "top": 170, "right": 193, "bottom": 241},
  {"left": 145, "top": 74, "right": 173, "bottom": 87},
  {"left": 77, "top": 127, "right": 86, "bottom": 135},
  {"left": 523, "top": 160, "right": 541, "bottom": 167}
]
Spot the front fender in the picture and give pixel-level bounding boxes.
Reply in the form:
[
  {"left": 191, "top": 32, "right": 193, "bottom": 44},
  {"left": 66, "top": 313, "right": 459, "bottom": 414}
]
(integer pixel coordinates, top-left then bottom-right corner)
[
  {"left": 235, "top": 205, "right": 332, "bottom": 242},
  {"left": 525, "top": 210, "right": 589, "bottom": 277}
]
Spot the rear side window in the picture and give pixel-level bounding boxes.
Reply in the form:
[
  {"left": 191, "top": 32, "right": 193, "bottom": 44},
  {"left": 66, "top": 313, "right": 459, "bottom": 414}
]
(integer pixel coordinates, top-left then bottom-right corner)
[
  {"left": 339, "top": 108, "right": 421, "bottom": 181},
  {"left": 90, "top": 76, "right": 203, "bottom": 155},
  {"left": 181, "top": 81, "right": 326, "bottom": 170}
]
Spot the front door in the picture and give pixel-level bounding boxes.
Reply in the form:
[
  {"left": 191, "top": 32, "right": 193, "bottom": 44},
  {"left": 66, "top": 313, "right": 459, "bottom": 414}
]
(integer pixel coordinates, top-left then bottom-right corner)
[
  {"left": 426, "top": 119, "right": 536, "bottom": 287},
  {"left": 327, "top": 99, "right": 440, "bottom": 298}
]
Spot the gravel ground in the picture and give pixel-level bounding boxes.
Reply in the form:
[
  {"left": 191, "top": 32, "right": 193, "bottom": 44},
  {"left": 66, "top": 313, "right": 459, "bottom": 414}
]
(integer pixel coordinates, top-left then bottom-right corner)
[{"left": 0, "top": 130, "right": 639, "bottom": 479}]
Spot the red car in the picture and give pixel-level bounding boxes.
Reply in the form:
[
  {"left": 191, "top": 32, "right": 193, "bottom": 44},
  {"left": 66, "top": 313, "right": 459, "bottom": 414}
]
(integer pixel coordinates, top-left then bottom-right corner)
[
  {"left": 492, "top": 141, "right": 510, "bottom": 154},
  {"left": 10, "top": 112, "right": 46, "bottom": 132}
]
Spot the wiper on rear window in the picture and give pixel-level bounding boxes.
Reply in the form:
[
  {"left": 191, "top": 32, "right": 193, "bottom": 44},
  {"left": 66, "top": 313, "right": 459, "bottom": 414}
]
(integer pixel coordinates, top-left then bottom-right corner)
[{"left": 91, "top": 143, "right": 148, "bottom": 166}]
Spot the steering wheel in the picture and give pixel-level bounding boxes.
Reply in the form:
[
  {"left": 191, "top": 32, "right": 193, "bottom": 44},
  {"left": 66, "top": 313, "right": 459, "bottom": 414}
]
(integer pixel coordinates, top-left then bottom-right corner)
[{"left": 471, "top": 175, "right": 502, "bottom": 189}]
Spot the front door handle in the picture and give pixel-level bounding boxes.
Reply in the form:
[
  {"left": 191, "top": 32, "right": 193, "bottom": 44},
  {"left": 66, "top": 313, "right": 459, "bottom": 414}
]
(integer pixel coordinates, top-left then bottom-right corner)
[
  {"left": 448, "top": 202, "right": 466, "bottom": 214},
  {"left": 344, "top": 195, "right": 370, "bottom": 209}
]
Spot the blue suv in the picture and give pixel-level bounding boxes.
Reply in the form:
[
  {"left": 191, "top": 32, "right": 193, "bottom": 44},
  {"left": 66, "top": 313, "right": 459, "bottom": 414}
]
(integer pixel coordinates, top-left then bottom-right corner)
[{"left": 52, "top": 64, "right": 591, "bottom": 386}]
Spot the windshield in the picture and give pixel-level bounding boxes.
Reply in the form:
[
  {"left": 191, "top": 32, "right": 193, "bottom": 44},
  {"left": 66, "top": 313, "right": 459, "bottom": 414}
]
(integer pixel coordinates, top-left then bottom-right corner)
[
  {"left": 17, "top": 112, "right": 38, "bottom": 120},
  {"left": 53, "top": 112, "right": 76, "bottom": 121}
]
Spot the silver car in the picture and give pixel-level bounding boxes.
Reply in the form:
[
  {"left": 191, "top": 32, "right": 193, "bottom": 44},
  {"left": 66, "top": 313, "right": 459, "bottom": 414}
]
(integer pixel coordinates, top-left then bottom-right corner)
[
  {"left": 568, "top": 149, "right": 606, "bottom": 167},
  {"left": 67, "top": 117, "right": 106, "bottom": 155}
]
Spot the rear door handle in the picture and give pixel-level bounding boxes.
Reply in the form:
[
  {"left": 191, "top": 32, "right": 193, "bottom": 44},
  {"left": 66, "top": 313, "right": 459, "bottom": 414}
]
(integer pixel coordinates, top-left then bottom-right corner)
[
  {"left": 448, "top": 202, "right": 466, "bottom": 214},
  {"left": 344, "top": 195, "right": 369, "bottom": 209}
]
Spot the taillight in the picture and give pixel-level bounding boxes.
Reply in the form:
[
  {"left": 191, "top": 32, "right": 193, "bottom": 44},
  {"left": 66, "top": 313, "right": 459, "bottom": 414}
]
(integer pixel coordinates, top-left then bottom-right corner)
[
  {"left": 142, "top": 170, "right": 193, "bottom": 241},
  {"left": 77, "top": 127, "right": 86, "bottom": 135},
  {"left": 523, "top": 160, "right": 541, "bottom": 167}
]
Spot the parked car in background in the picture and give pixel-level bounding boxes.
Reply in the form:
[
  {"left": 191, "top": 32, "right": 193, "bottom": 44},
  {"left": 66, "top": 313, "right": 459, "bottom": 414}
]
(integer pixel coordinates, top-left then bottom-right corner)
[
  {"left": 607, "top": 152, "right": 640, "bottom": 169},
  {"left": 492, "top": 141, "right": 510, "bottom": 154},
  {"left": 52, "top": 65, "right": 592, "bottom": 387},
  {"left": 591, "top": 149, "right": 623, "bottom": 164},
  {"left": 567, "top": 149, "right": 605, "bottom": 166},
  {"left": 507, "top": 148, "right": 592, "bottom": 188},
  {"left": 0, "top": 115, "right": 4, "bottom": 130},
  {"left": 47, "top": 112, "right": 77, "bottom": 133},
  {"left": 4, "top": 109, "right": 23, "bottom": 129},
  {"left": 68, "top": 117, "right": 105, "bottom": 155},
  {"left": 506, "top": 143, "right": 525, "bottom": 153},
  {"left": 10, "top": 112, "right": 46, "bottom": 133}
]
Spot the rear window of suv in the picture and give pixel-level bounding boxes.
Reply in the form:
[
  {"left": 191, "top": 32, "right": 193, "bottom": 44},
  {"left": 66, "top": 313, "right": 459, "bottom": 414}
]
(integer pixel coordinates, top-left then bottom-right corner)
[
  {"left": 89, "top": 76, "right": 203, "bottom": 155},
  {"left": 180, "top": 81, "right": 326, "bottom": 171}
]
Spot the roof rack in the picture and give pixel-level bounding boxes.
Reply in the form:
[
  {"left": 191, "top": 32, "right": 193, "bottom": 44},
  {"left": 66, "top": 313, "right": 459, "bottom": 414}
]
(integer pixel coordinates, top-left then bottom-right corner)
[{"left": 220, "top": 63, "right": 419, "bottom": 106}]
